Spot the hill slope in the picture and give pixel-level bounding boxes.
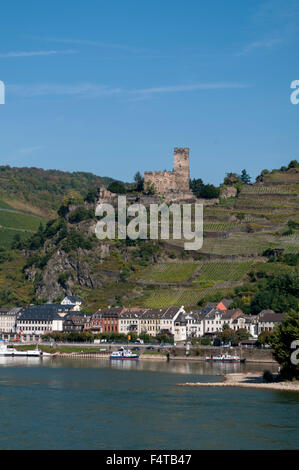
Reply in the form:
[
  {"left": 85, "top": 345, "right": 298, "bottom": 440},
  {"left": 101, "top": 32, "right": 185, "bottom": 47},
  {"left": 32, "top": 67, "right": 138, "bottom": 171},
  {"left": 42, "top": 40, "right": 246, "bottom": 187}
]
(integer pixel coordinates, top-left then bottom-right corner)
[
  {"left": 0, "top": 165, "right": 115, "bottom": 217},
  {"left": 0, "top": 164, "right": 298, "bottom": 311}
]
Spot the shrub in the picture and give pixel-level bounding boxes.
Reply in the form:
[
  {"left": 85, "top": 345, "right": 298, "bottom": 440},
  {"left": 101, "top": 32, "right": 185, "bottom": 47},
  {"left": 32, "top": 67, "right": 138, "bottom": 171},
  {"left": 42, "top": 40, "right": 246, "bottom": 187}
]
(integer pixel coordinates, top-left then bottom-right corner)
[{"left": 263, "top": 370, "right": 274, "bottom": 383}]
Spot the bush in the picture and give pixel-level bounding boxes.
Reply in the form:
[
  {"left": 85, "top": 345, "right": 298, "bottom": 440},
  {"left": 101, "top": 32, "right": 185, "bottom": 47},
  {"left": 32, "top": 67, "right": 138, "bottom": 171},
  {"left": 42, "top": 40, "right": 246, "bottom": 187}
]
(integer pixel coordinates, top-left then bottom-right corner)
[
  {"left": 68, "top": 207, "right": 94, "bottom": 223},
  {"left": 107, "top": 181, "right": 126, "bottom": 194},
  {"left": 263, "top": 370, "right": 274, "bottom": 383}
]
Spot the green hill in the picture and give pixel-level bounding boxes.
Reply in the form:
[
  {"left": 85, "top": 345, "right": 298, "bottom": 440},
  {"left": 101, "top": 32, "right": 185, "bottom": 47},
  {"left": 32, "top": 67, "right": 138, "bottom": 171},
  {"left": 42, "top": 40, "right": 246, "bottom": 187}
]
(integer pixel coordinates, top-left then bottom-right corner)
[
  {"left": 0, "top": 165, "right": 115, "bottom": 217},
  {"left": 0, "top": 162, "right": 298, "bottom": 311}
]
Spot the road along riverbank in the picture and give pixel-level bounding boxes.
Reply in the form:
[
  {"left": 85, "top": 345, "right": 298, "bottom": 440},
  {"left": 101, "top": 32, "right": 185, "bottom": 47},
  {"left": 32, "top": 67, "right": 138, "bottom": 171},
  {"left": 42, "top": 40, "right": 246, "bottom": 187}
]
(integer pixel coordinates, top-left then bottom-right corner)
[{"left": 178, "top": 372, "right": 299, "bottom": 392}]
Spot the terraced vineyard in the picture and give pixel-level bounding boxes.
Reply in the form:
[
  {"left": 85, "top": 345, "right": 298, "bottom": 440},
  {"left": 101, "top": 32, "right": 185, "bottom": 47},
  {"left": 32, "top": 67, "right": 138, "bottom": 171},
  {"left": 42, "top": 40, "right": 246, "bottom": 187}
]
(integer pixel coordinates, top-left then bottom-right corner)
[
  {"left": 204, "top": 222, "right": 237, "bottom": 231},
  {"left": 0, "top": 208, "right": 46, "bottom": 248},
  {"left": 193, "top": 261, "right": 253, "bottom": 282},
  {"left": 141, "top": 262, "right": 200, "bottom": 282}
]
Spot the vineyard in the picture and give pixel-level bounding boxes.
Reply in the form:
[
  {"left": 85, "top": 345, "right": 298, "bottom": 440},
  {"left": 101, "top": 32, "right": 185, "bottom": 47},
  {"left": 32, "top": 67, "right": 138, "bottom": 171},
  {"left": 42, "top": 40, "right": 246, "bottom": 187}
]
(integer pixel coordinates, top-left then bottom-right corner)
[
  {"left": 141, "top": 262, "right": 200, "bottom": 282},
  {"left": 193, "top": 261, "right": 253, "bottom": 282}
]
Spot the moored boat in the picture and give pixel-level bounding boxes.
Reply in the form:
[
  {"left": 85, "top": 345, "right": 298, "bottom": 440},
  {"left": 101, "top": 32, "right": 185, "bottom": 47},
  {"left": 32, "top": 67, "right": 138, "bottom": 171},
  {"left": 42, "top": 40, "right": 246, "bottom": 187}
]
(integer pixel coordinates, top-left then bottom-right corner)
[
  {"left": 206, "top": 354, "right": 246, "bottom": 363},
  {"left": 110, "top": 347, "right": 139, "bottom": 360},
  {"left": 0, "top": 341, "right": 44, "bottom": 357}
]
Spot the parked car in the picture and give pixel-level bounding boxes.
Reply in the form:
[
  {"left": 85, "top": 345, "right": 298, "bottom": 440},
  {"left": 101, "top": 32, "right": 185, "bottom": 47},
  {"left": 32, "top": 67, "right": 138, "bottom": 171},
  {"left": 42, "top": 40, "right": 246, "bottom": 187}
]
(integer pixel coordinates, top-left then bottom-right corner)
[{"left": 146, "top": 346, "right": 155, "bottom": 350}]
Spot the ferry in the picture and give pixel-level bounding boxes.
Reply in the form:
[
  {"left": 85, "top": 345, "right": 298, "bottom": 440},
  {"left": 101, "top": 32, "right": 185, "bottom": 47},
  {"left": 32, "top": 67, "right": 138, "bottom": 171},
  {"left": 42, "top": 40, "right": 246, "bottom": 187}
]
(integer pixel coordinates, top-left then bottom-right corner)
[
  {"left": 206, "top": 354, "right": 245, "bottom": 363},
  {"left": 0, "top": 341, "right": 44, "bottom": 357},
  {"left": 110, "top": 347, "right": 139, "bottom": 360}
]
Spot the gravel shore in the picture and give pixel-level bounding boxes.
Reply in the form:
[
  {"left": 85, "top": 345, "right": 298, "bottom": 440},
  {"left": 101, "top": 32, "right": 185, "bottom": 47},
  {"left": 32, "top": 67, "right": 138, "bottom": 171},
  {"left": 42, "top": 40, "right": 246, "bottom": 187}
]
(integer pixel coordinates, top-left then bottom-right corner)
[{"left": 179, "top": 372, "right": 299, "bottom": 392}]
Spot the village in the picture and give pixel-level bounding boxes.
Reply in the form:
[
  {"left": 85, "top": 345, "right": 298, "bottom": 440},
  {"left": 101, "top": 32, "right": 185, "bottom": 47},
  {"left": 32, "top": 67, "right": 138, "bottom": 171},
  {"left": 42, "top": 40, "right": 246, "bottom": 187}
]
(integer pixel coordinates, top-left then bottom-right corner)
[{"left": 0, "top": 295, "right": 284, "bottom": 346}]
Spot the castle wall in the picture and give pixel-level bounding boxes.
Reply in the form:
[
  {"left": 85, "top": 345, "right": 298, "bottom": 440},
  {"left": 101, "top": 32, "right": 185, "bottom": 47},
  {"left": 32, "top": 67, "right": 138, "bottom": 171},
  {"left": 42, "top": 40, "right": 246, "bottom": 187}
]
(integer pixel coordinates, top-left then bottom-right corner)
[{"left": 144, "top": 148, "right": 191, "bottom": 196}]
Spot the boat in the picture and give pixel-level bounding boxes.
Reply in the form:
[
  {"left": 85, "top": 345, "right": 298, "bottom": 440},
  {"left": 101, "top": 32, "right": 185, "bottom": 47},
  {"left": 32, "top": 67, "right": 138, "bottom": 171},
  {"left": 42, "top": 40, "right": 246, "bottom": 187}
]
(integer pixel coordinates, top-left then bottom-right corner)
[
  {"left": 110, "top": 347, "right": 139, "bottom": 360},
  {"left": 0, "top": 341, "right": 44, "bottom": 357},
  {"left": 206, "top": 354, "right": 246, "bottom": 363}
]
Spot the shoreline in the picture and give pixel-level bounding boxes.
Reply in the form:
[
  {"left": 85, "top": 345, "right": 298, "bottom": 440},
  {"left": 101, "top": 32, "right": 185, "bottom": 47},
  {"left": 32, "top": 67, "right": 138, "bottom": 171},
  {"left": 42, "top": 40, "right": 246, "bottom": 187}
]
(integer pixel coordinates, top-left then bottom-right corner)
[
  {"left": 50, "top": 352, "right": 277, "bottom": 364},
  {"left": 178, "top": 372, "right": 299, "bottom": 392}
]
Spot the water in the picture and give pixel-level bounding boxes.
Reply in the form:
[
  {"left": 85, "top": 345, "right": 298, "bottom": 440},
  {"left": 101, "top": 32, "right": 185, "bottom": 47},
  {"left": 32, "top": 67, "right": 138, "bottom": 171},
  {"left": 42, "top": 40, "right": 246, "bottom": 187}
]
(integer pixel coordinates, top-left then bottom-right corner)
[{"left": 0, "top": 357, "right": 298, "bottom": 450}]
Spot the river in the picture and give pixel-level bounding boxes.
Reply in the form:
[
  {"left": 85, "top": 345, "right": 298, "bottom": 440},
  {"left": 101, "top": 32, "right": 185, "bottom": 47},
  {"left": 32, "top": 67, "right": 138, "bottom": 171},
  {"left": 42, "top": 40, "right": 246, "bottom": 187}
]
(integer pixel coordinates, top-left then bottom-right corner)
[{"left": 0, "top": 357, "right": 298, "bottom": 450}]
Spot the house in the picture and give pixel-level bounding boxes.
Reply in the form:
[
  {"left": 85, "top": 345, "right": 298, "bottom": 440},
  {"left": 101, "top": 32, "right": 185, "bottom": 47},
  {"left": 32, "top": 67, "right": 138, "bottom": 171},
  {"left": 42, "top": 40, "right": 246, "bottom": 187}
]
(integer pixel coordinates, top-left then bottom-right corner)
[
  {"left": 61, "top": 296, "right": 83, "bottom": 311},
  {"left": 88, "top": 310, "right": 103, "bottom": 333},
  {"left": 101, "top": 307, "right": 125, "bottom": 333},
  {"left": 185, "top": 311, "right": 205, "bottom": 338},
  {"left": 118, "top": 308, "right": 147, "bottom": 335},
  {"left": 118, "top": 306, "right": 184, "bottom": 339},
  {"left": 257, "top": 310, "right": 285, "bottom": 334},
  {"left": 231, "top": 315, "right": 259, "bottom": 339},
  {"left": 173, "top": 311, "right": 187, "bottom": 342},
  {"left": 17, "top": 304, "right": 72, "bottom": 340},
  {"left": 0, "top": 307, "right": 23, "bottom": 337},
  {"left": 63, "top": 313, "right": 89, "bottom": 333}
]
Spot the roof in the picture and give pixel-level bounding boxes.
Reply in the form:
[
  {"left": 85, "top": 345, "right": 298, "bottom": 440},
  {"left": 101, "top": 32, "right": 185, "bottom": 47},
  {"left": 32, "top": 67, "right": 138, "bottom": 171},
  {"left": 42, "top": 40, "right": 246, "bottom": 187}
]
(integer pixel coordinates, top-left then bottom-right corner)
[
  {"left": 220, "top": 298, "right": 234, "bottom": 308},
  {"left": 62, "top": 296, "right": 83, "bottom": 303},
  {"left": 101, "top": 307, "right": 125, "bottom": 318},
  {"left": 221, "top": 309, "right": 243, "bottom": 320},
  {"left": 18, "top": 304, "right": 72, "bottom": 321},
  {"left": 258, "top": 311, "right": 285, "bottom": 323},
  {"left": 0, "top": 307, "right": 22, "bottom": 316},
  {"left": 200, "top": 303, "right": 218, "bottom": 315}
]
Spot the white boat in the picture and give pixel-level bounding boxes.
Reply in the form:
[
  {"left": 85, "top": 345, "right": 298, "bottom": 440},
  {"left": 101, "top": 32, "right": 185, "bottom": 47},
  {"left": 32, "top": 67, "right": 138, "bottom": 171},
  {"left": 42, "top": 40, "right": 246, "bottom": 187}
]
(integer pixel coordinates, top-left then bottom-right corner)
[
  {"left": 0, "top": 341, "right": 44, "bottom": 357},
  {"left": 110, "top": 347, "right": 139, "bottom": 360},
  {"left": 206, "top": 354, "right": 245, "bottom": 363}
]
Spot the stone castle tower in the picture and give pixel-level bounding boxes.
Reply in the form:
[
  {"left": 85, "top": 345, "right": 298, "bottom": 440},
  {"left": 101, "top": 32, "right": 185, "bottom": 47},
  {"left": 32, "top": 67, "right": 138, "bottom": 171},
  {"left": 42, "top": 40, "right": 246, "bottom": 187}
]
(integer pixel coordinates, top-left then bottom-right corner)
[{"left": 144, "top": 147, "right": 191, "bottom": 196}]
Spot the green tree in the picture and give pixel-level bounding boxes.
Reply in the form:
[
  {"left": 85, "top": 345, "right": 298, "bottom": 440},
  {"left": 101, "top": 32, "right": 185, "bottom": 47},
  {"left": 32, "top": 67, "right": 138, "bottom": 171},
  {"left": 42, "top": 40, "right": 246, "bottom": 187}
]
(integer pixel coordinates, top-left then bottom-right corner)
[
  {"left": 240, "top": 169, "right": 251, "bottom": 184},
  {"left": 269, "top": 310, "right": 299, "bottom": 380},
  {"left": 107, "top": 181, "right": 126, "bottom": 194},
  {"left": 134, "top": 171, "right": 144, "bottom": 192}
]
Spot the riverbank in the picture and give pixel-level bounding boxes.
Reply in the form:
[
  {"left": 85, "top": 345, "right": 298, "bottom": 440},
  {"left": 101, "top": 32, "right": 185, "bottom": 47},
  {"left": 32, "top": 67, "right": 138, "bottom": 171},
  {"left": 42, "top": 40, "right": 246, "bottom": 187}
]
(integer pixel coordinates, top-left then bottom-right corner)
[{"left": 179, "top": 372, "right": 299, "bottom": 392}]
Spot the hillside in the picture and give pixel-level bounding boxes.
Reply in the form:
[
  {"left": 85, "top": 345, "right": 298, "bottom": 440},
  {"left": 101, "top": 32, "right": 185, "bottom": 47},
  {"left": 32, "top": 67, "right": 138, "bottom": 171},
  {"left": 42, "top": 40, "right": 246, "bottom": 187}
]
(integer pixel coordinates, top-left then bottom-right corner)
[
  {"left": 0, "top": 165, "right": 116, "bottom": 217},
  {"left": 0, "top": 163, "right": 298, "bottom": 311},
  {"left": 0, "top": 165, "right": 117, "bottom": 249}
]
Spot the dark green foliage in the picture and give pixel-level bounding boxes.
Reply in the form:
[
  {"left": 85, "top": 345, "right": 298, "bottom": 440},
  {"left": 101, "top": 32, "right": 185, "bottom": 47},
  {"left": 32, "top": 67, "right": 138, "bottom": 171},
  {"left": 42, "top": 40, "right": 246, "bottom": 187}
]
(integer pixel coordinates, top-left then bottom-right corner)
[
  {"left": 68, "top": 207, "right": 94, "bottom": 223},
  {"left": 240, "top": 169, "right": 251, "bottom": 184},
  {"left": 190, "top": 178, "right": 220, "bottom": 199},
  {"left": 269, "top": 310, "right": 299, "bottom": 380},
  {"left": 58, "top": 272, "right": 70, "bottom": 286},
  {"left": 61, "top": 230, "right": 92, "bottom": 252},
  {"left": 263, "top": 370, "right": 274, "bottom": 382},
  {"left": 256, "top": 330, "right": 273, "bottom": 346},
  {"left": 134, "top": 172, "right": 144, "bottom": 192},
  {"left": 0, "top": 165, "right": 115, "bottom": 212},
  {"left": 107, "top": 181, "right": 127, "bottom": 194},
  {"left": 262, "top": 248, "right": 299, "bottom": 266},
  {"left": 288, "top": 160, "right": 299, "bottom": 170},
  {"left": 84, "top": 188, "right": 98, "bottom": 203}
]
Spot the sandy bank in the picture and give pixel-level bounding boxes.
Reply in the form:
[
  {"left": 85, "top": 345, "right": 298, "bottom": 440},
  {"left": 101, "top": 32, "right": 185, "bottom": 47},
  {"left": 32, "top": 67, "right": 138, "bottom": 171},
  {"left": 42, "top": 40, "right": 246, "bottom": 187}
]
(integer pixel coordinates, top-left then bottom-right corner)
[{"left": 178, "top": 372, "right": 299, "bottom": 392}]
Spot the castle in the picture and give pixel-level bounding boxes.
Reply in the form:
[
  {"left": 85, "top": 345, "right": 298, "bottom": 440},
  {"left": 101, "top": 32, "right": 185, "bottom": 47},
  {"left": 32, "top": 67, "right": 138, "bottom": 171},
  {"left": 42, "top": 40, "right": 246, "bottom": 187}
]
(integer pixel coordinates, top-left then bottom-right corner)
[{"left": 144, "top": 147, "right": 192, "bottom": 198}]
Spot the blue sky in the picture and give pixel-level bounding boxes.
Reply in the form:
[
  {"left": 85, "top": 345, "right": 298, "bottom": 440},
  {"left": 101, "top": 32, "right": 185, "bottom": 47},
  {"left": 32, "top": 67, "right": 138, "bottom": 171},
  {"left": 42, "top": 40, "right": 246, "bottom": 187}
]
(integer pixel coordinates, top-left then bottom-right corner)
[{"left": 0, "top": 0, "right": 298, "bottom": 185}]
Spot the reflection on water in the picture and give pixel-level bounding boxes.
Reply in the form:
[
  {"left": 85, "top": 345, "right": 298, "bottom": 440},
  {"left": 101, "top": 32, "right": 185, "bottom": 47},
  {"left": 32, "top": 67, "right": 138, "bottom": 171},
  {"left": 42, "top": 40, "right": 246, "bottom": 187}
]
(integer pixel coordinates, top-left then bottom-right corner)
[
  {"left": 0, "top": 356, "right": 297, "bottom": 450},
  {"left": 0, "top": 355, "right": 278, "bottom": 374}
]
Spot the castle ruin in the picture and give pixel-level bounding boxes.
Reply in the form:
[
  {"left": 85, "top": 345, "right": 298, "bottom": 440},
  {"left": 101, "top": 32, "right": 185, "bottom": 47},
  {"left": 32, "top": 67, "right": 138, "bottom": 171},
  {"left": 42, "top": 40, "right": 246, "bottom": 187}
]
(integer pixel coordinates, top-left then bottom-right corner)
[{"left": 144, "top": 148, "right": 193, "bottom": 199}]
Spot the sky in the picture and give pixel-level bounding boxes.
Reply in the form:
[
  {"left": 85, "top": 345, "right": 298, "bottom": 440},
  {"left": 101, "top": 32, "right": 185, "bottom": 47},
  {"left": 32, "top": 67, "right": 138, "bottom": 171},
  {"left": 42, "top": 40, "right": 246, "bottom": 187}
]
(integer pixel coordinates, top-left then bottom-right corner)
[{"left": 0, "top": 0, "right": 298, "bottom": 185}]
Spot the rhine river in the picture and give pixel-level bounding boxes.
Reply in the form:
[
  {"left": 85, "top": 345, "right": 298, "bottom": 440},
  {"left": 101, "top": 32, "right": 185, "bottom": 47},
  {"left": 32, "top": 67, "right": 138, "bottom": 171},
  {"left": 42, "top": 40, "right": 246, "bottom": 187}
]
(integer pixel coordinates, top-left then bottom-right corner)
[{"left": 0, "top": 357, "right": 298, "bottom": 450}]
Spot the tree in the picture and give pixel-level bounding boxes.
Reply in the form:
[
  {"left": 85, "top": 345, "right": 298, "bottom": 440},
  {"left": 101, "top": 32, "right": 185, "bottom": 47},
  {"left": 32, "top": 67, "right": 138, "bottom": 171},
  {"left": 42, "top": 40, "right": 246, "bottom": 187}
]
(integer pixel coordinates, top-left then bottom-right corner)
[
  {"left": 134, "top": 172, "right": 144, "bottom": 192},
  {"left": 107, "top": 181, "right": 127, "bottom": 194},
  {"left": 223, "top": 173, "right": 241, "bottom": 185},
  {"left": 269, "top": 310, "right": 299, "bottom": 380},
  {"left": 256, "top": 330, "right": 273, "bottom": 347},
  {"left": 190, "top": 178, "right": 220, "bottom": 199},
  {"left": 240, "top": 169, "right": 251, "bottom": 184}
]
